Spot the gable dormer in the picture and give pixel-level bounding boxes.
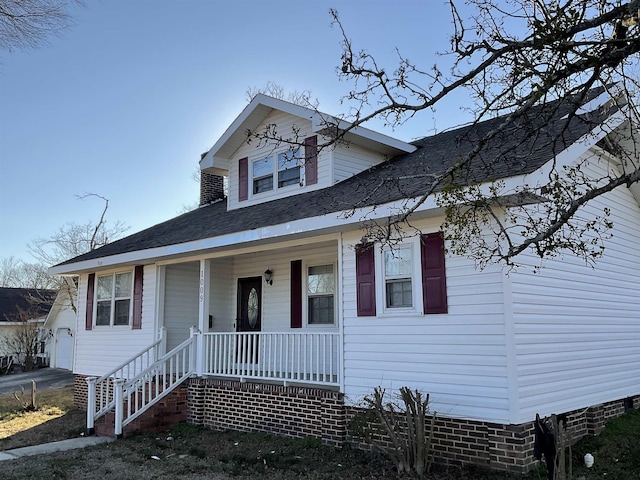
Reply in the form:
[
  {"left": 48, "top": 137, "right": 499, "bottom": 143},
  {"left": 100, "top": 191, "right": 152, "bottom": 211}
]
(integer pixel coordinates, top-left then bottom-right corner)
[{"left": 200, "top": 94, "right": 416, "bottom": 211}]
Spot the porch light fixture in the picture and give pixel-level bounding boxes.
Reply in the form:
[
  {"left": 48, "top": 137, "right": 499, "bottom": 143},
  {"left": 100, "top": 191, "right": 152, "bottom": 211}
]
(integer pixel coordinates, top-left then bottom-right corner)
[{"left": 264, "top": 268, "right": 273, "bottom": 285}]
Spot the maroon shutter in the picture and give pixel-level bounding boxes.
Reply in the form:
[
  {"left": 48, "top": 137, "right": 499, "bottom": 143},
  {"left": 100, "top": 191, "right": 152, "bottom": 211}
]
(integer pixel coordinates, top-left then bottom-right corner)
[
  {"left": 421, "top": 232, "right": 448, "bottom": 314},
  {"left": 85, "top": 273, "right": 95, "bottom": 330},
  {"left": 132, "top": 265, "right": 144, "bottom": 330},
  {"left": 238, "top": 157, "right": 248, "bottom": 201},
  {"left": 304, "top": 135, "right": 318, "bottom": 186},
  {"left": 290, "top": 260, "right": 302, "bottom": 328},
  {"left": 355, "top": 243, "right": 376, "bottom": 316}
]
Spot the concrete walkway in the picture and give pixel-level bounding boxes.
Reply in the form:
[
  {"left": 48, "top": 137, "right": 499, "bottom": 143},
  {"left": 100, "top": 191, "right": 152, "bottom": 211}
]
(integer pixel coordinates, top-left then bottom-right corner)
[{"left": 0, "top": 436, "right": 113, "bottom": 462}]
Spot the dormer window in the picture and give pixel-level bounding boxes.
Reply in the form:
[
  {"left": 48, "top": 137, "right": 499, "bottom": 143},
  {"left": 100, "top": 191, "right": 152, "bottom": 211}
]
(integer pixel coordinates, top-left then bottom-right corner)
[
  {"left": 252, "top": 149, "right": 303, "bottom": 195},
  {"left": 238, "top": 136, "right": 317, "bottom": 202},
  {"left": 253, "top": 156, "right": 274, "bottom": 194},
  {"left": 277, "top": 149, "right": 302, "bottom": 188}
]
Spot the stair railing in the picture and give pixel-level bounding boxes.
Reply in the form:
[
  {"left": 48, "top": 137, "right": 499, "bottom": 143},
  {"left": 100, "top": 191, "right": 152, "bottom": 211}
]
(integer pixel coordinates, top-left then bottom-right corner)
[
  {"left": 86, "top": 327, "right": 166, "bottom": 433},
  {"left": 113, "top": 329, "right": 197, "bottom": 437}
]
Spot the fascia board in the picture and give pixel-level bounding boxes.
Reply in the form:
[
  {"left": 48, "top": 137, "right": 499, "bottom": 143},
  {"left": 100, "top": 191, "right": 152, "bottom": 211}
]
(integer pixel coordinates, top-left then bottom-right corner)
[
  {"left": 311, "top": 113, "right": 416, "bottom": 154},
  {"left": 49, "top": 195, "right": 434, "bottom": 275},
  {"left": 521, "top": 108, "right": 628, "bottom": 188},
  {"left": 200, "top": 95, "right": 415, "bottom": 169},
  {"left": 201, "top": 95, "right": 318, "bottom": 168}
]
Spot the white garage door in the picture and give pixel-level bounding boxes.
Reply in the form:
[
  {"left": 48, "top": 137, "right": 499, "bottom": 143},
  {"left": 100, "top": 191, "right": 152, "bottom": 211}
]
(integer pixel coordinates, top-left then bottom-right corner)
[{"left": 56, "top": 329, "right": 74, "bottom": 370}]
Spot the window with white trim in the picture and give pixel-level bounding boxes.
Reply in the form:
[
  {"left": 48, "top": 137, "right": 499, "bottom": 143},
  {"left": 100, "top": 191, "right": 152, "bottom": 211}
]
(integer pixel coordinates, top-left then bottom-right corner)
[
  {"left": 252, "top": 149, "right": 302, "bottom": 195},
  {"left": 95, "top": 271, "right": 132, "bottom": 326},
  {"left": 307, "top": 264, "right": 335, "bottom": 324},
  {"left": 277, "top": 149, "right": 302, "bottom": 188},
  {"left": 252, "top": 156, "right": 274, "bottom": 194},
  {"left": 383, "top": 246, "right": 413, "bottom": 308}
]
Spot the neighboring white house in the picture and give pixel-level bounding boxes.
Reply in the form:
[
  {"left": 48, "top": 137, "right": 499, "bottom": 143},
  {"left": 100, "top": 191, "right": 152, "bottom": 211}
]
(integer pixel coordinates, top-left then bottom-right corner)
[
  {"left": 43, "top": 280, "right": 77, "bottom": 371},
  {"left": 0, "top": 287, "right": 57, "bottom": 370},
  {"left": 50, "top": 88, "right": 640, "bottom": 472}
]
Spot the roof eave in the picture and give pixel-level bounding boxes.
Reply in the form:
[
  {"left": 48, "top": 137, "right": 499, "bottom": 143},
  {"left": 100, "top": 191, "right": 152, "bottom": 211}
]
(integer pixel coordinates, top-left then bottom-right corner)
[{"left": 200, "top": 94, "right": 416, "bottom": 170}]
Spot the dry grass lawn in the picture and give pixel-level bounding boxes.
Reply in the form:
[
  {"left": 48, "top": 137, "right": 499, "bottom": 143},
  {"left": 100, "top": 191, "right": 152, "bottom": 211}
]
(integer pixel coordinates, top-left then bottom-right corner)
[{"left": 0, "top": 385, "right": 85, "bottom": 450}]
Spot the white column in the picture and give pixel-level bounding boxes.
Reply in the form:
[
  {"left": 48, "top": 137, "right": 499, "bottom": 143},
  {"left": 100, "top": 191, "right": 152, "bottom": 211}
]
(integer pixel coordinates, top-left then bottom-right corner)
[
  {"left": 86, "top": 376, "right": 97, "bottom": 434},
  {"left": 197, "top": 259, "right": 211, "bottom": 376},
  {"left": 113, "top": 378, "right": 125, "bottom": 438}
]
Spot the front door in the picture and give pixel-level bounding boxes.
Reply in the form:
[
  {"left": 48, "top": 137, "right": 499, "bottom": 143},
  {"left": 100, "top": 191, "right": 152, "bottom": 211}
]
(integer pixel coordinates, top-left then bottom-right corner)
[
  {"left": 236, "top": 277, "right": 262, "bottom": 363},
  {"left": 237, "top": 277, "right": 262, "bottom": 333}
]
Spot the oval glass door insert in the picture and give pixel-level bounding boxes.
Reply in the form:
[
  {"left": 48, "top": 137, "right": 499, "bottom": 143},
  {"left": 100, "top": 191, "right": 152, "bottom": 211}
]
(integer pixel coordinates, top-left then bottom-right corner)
[{"left": 247, "top": 288, "right": 259, "bottom": 328}]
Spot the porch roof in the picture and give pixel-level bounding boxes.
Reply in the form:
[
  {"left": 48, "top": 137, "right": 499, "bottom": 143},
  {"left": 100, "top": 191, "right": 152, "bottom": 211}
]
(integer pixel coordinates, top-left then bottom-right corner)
[{"left": 52, "top": 88, "right": 614, "bottom": 273}]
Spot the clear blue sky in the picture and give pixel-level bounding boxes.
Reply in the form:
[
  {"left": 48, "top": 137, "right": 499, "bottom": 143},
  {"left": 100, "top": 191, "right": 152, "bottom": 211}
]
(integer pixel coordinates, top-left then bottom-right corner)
[{"left": 0, "top": 0, "right": 467, "bottom": 263}]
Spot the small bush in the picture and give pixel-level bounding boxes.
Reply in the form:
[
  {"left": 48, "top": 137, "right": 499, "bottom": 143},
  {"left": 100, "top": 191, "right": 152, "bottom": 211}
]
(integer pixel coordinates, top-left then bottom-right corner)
[{"left": 350, "top": 386, "right": 435, "bottom": 477}]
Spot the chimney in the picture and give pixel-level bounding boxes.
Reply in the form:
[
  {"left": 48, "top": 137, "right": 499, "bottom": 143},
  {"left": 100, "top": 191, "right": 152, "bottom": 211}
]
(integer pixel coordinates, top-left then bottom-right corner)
[{"left": 200, "top": 171, "right": 225, "bottom": 206}]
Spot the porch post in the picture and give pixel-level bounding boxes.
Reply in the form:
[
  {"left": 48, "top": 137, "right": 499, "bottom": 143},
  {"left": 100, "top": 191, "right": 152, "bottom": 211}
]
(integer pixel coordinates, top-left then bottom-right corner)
[
  {"left": 196, "top": 259, "right": 210, "bottom": 376},
  {"left": 86, "top": 376, "right": 97, "bottom": 435},
  {"left": 158, "top": 326, "right": 167, "bottom": 357},
  {"left": 113, "top": 378, "right": 125, "bottom": 439}
]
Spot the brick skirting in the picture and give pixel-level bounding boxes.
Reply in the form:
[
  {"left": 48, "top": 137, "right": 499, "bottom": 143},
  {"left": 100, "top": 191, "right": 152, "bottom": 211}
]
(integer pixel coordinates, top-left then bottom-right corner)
[
  {"left": 186, "top": 377, "right": 346, "bottom": 446},
  {"left": 73, "top": 374, "right": 638, "bottom": 473}
]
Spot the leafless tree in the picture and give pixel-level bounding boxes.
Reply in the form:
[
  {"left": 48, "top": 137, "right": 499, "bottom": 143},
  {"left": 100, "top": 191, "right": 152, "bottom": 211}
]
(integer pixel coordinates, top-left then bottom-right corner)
[
  {"left": 0, "top": 257, "right": 57, "bottom": 289},
  {"left": 249, "top": 2, "right": 640, "bottom": 269},
  {"left": 2, "top": 194, "right": 127, "bottom": 311},
  {"left": 0, "top": 0, "right": 81, "bottom": 52},
  {"left": 246, "top": 81, "right": 316, "bottom": 107}
]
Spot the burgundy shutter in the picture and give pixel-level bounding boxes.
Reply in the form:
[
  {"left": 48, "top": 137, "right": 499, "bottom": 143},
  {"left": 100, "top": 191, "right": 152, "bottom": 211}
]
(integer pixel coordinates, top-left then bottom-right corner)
[
  {"left": 238, "top": 157, "right": 248, "bottom": 201},
  {"left": 421, "top": 232, "right": 448, "bottom": 314},
  {"left": 85, "top": 273, "right": 95, "bottom": 330},
  {"left": 290, "top": 260, "right": 302, "bottom": 328},
  {"left": 304, "top": 135, "right": 318, "bottom": 186},
  {"left": 132, "top": 265, "right": 144, "bottom": 330},
  {"left": 355, "top": 243, "right": 376, "bottom": 316}
]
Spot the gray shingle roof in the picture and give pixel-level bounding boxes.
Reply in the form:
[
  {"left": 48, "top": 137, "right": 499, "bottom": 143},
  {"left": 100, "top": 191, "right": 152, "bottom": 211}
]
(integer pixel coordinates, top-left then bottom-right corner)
[
  {"left": 56, "top": 88, "right": 610, "bottom": 268},
  {"left": 0, "top": 288, "right": 57, "bottom": 322}
]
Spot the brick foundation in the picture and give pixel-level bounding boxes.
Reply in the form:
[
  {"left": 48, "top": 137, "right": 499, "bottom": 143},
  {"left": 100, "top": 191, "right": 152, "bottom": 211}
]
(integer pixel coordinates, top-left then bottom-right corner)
[
  {"left": 187, "top": 378, "right": 346, "bottom": 446},
  {"left": 73, "top": 374, "right": 638, "bottom": 473}
]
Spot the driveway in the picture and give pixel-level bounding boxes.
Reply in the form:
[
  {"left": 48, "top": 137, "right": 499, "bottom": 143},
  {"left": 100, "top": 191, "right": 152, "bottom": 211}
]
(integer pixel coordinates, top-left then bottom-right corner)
[{"left": 0, "top": 368, "right": 74, "bottom": 395}]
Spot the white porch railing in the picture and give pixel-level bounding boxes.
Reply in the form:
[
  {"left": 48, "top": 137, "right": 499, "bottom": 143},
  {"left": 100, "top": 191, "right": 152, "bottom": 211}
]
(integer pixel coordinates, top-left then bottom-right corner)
[
  {"left": 86, "top": 328, "right": 166, "bottom": 432},
  {"left": 87, "top": 329, "right": 341, "bottom": 437},
  {"left": 202, "top": 332, "right": 340, "bottom": 386}
]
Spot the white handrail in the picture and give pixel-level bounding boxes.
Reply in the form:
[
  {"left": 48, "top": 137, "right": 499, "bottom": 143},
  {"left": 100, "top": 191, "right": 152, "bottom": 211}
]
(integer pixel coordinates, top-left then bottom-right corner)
[
  {"left": 86, "top": 328, "right": 166, "bottom": 432},
  {"left": 114, "top": 335, "right": 196, "bottom": 436}
]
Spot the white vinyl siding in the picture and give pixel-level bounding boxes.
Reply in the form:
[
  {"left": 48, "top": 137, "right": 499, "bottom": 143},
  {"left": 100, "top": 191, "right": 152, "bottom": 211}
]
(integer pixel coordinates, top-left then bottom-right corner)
[
  {"left": 208, "top": 257, "right": 235, "bottom": 332},
  {"left": 341, "top": 221, "right": 511, "bottom": 424},
  {"left": 73, "top": 266, "right": 156, "bottom": 377},
  {"left": 509, "top": 156, "right": 640, "bottom": 422},
  {"left": 163, "top": 262, "right": 200, "bottom": 351},
  {"left": 333, "top": 144, "right": 386, "bottom": 183},
  {"left": 232, "top": 241, "right": 338, "bottom": 332}
]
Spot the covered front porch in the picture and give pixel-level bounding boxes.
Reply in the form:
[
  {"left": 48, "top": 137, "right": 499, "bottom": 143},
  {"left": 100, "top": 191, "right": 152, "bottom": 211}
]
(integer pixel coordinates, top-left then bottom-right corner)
[
  {"left": 86, "top": 237, "right": 344, "bottom": 436},
  {"left": 159, "top": 236, "right": 343, "bottom": 387}
]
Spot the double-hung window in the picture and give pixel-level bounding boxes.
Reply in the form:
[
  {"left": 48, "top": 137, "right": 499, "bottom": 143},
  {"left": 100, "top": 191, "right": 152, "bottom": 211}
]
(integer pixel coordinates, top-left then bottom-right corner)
[
  {"left": 253, "top": 156, "right": 274, "bottom": 194},
  {"left": 307, "top": 264, "right": 335, "bottom": 324},
  {"left": 95, "top": 272, "right": 132, "bottom": 326},
  {"left": 383, "top": 246, "right": 413, "bottom": 308},
  {"left": 277, "top": 149, "right": 301, "bottom": 188}
]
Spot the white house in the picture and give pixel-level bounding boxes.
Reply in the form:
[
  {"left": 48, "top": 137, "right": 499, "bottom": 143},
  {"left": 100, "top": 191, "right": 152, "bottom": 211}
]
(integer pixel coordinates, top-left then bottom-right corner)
[
  {"left": 42, "top": 280, "right": 77, "bottom": 371},
  {"left": 50, "top": 88, "right": 640, "bottom": 472},
  {"left": 0, "top": 287, "right": 57, "bottom": 370}
]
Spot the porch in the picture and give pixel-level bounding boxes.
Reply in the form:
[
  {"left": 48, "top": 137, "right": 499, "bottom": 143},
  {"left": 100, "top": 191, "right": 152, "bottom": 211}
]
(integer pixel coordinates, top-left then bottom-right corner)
[{"left": 86, "top": 327, "right": 341, "bottom": 437}]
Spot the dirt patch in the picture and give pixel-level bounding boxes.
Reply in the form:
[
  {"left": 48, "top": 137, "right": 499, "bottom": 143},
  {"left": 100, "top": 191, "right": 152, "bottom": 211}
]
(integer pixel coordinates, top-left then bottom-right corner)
[
  {"left": 0, "top": 385, "right": 85, "bottom": 450},
  {"left": 0, "top": 425, "right": 526, "bottom": 480}
]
